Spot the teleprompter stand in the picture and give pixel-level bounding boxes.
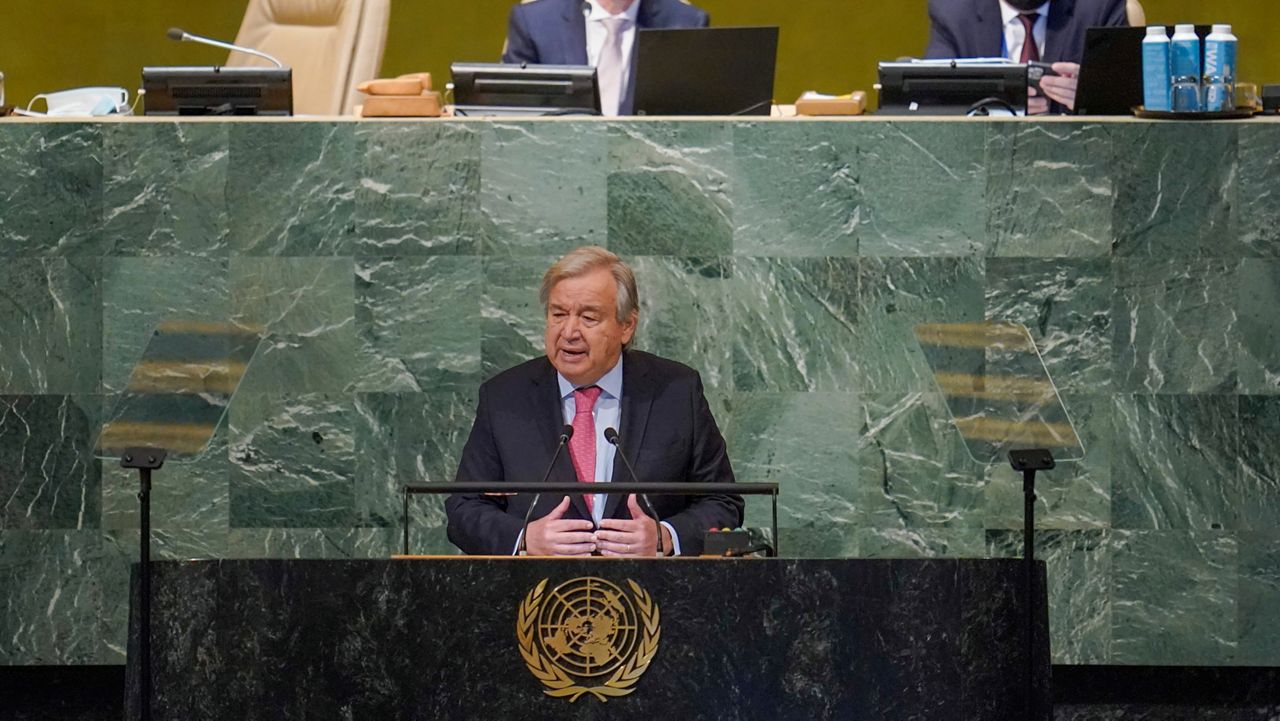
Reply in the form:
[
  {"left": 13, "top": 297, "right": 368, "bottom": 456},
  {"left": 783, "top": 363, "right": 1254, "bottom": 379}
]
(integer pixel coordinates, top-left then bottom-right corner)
[
  {"left": 915, "top": 321, "right": 1084, "bottom": 721},
  {"left": 1009, "top": 448, "right": 1055, "bottom": 721},
  {"left": 120, "top": 448, "right": 167, "bottom": 721},
  {"left": 93, "top": 320, "right": 264, "bottom": 721}
]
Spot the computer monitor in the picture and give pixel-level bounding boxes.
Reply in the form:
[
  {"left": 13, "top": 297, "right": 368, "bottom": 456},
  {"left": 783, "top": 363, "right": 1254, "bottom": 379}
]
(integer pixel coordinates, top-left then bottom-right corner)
[
  {"left": 1075, "top": 27, "right": 1145, "bottom": 114},
  {"left": 632, "top": 26, "right": 779, "bottom": 116},
  {"left": 877, "top": 61, "right": 1027, "bottom": 115},
  {"left": 1075, "top": 25, "right": 1212, "bottom": 115},
  {"left": 142, "top": 66, "right": 292, "bottom": 116},
  {"left": 449, "top": 63, "right": 599, "bottom": 117}
]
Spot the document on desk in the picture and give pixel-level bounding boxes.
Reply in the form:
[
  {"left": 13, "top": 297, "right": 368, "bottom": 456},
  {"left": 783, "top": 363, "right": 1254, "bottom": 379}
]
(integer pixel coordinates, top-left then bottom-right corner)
[{"left": 904, "top": 57, "right": 1018, "bottom": 65}]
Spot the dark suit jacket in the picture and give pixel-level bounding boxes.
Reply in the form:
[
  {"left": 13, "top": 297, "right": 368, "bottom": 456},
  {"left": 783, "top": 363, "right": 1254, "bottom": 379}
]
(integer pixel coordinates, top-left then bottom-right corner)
[
  {"left": 502, "top": 0, "right": 710, "bottom": 66},
  {"left": 925, "top": 0, "right": 1127, "bottom": 64},
  {"left": 445, "top": 350, "right": 742, "bottom": 556},
  {"left": 501, "top": 0, "right": 708, "bottom": 114}
]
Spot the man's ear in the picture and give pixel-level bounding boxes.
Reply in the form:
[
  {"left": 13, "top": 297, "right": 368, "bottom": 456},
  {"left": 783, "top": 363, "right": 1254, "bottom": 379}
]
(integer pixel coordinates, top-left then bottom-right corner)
[{"left": 621, "top": 311, "right": 638, "bottom": 344}]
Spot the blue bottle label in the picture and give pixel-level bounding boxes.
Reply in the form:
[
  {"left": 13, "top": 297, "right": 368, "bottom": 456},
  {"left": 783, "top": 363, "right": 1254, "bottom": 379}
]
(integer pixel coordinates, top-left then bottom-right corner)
[
  {"left": 1142, "top": 41, "right": 1172, "bottom": 111},
  {"left": 1170, "top": 37, "right": 1201, "bottom": 111},
  {"left": 1202, "top": 37, "right": 1236, "bottom": 111},
  {"left": 1203, "top": 38, "right": 1236, "bottom": 82},
  {"left": 1171, "top": 38, "right": 1201, "bottom": 80}
]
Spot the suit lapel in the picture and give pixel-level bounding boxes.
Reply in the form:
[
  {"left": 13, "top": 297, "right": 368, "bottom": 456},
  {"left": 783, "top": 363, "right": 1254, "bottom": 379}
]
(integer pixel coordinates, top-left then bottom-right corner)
[
  {"left": 974, "top": 0, "right": 1006, "bottom": 58},
  {"left": 531, "top": 360, "right": 593, "bottom": 521},
  {"left": 636, "top": 0, "right": 663, "bottom": 29},
  {"left": 1042, "top": 0, "right": 1073, "bottom": 63},
  {"left": 603, "top": 352, "right": 654, "bottom": 520},
  {"left": 531, "top": 360, "right": 561, "bottom": 451},
  {"left": 559, "top": 0, "right": 590, "bottom": 65}
]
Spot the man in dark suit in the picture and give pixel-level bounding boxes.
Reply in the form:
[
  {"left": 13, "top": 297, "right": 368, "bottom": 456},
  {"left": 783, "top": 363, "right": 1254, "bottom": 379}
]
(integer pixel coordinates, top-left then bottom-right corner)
[
  {"left": 446, "top": 246, "right": 741, "bottom": 557},
  {"left": 501, "top": 0, "right": 710, "bottom": 115},
  {"left": 925, "top": 0, "right": 1128, "bottom": 112}
]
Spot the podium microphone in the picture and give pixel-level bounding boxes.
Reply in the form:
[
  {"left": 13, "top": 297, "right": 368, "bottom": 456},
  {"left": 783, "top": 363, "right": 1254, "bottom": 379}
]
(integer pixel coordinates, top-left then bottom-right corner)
[
  {"left": 516, "top": 424, "right": 575, "bottom": 556},
  {"left": 603, "top": 427, "right": 663, "bottom": 555},
  {"left": 166, "top": 27, "right": 286, "bottom": 69}
]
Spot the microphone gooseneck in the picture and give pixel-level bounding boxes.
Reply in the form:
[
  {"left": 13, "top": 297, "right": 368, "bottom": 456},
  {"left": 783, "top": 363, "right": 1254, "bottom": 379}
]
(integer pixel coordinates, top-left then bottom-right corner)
[
  {"left": 516, "top": 424, "right": 575, "bottom": 556},
  {"left": 603, "top": 427, "right": 663, "bottom": 555},
  {"left": 165, "top": 27, "right": 287, "bottom": 69}
]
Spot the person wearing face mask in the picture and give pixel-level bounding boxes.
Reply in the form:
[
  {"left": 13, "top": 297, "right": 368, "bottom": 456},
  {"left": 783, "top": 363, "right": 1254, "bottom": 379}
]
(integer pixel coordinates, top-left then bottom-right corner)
[
  {"left": 924, "top": 0, "right": 1129, "bottom": 113},
  {"left": 501, "top": 0, "right": 710, "bottom": 116},
  {"left": 445, "top": 246, "right": 742, "bottom": 557}
]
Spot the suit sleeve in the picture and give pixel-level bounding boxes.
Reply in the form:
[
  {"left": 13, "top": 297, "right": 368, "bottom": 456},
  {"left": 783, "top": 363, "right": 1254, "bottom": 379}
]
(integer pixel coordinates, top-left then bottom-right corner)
[
  {"left": 501, "top": 4, "right": 538, "bottom": 64},
  {"left": 662, "top": 372, "right": 743, "bottom": 556},
  {"left": 445, "top": 383, "right": 524, "bottom": 555},
  {"left": 924, "top": 0, "right": 961, "bottom": 58}
]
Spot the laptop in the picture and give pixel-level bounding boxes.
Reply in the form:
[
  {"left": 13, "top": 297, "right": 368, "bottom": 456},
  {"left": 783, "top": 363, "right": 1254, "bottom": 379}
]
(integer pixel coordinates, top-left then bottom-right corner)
[
  {"left": 631, "top": 26, "right": 779, "bottom": 116},
  {"left": 1075, "top": 25, "right": 1211, "bottom": 115}
]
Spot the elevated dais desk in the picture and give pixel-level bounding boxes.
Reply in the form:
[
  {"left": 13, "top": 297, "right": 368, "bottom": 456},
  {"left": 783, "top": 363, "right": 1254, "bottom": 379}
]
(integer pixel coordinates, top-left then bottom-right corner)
[{"left": 126, "top": 558, "right": 1049, "bottom": 720}]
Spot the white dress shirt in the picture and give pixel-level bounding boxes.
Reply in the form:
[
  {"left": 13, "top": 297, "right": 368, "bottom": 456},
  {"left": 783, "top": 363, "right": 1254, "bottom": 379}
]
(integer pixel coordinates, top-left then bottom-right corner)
[
  {"left": 584, "top": 0, "right": 641, "bottom": 115},
  {"left": 558, "top": 357, "right": 624, "bottom": 518},
  {"left": 999, "top": 0, "right": 1050, "bottom": 61}
]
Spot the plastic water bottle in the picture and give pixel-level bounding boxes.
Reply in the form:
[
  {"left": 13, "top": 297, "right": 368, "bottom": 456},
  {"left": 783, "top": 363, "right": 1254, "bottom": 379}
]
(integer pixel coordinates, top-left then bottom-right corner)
[
  {"left": 1202, "top": 24, "right": 1237, "bottom": 112},
  {"left": 1170, "top": 24, "right": 1202, "bottom": 111},
  {"left": 1142, "top": 26, "right": 1172, "bottom": 111}
]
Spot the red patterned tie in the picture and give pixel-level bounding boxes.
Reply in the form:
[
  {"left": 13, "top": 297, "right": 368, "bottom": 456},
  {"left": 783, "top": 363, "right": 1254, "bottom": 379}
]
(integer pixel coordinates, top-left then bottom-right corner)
[
  {"left": 569, "top": 386, "right": 603, "bottom": 514},
  {"left": 1018, "top": 13, "right": 1041, "bottom": 63}
]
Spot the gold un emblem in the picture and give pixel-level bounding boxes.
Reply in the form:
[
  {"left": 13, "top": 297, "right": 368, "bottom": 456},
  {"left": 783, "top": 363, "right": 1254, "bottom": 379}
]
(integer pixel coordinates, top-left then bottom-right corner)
[{"left": 517, "top": 576, "right": 660, "bottom": 702}]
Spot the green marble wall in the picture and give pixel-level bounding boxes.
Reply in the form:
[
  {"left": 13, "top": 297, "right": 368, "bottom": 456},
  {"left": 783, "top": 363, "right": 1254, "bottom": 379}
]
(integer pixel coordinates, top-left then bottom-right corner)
[{"left": 1, "top": 118, "right": 1278, "bottom": 668}]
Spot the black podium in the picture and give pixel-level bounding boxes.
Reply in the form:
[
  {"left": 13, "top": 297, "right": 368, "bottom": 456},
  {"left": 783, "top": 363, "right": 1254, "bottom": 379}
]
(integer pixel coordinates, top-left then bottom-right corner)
[{"left": 126, "top": 558, "right": 1050, "bottom": 721}]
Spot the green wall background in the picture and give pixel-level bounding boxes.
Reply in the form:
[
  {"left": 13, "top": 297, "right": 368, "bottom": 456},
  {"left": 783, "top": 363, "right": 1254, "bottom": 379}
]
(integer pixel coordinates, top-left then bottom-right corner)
[{"left": 2, "top": 1, "right": 1276, "bottom": 114}]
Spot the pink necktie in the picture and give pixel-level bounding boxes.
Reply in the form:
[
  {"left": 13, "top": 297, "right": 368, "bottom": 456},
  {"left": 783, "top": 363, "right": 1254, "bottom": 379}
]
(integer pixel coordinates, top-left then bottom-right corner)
[
  {"left": 1018, "top": 13, "right": 1041, "bottom": 63},
  {"left": 569, "top": 386, "right": 604, "bottom": 514},
  {"left": 597, "top": 16, "right": 627, "bottom": 116}
]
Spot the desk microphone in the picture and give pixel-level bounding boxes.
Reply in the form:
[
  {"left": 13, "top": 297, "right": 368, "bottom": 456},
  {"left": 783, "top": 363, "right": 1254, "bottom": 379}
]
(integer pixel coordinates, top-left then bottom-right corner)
[
  {"left": 166, "top": 27, "right": 286, "bottom": 69},
  {"left": 603, "top": 427, "right": 663, "bottom": 555},
  {"left": 516, "top": 424, "right": 575, "bottom": 556}
]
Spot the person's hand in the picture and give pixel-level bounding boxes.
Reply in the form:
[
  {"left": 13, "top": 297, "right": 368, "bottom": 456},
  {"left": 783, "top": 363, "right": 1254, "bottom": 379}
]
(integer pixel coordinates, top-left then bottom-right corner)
[
  {"left": 1038, "top": 62, "right": 1081, "bottom": 111},
  {"left": 595, "top": 495, "right": 663, "bottom": 557},
  {"left": 1027, "top": 87, "right": 1050, "bottom": 115},
  {"left": 525, "top": 497, "right": 596, "bottom": 556}
]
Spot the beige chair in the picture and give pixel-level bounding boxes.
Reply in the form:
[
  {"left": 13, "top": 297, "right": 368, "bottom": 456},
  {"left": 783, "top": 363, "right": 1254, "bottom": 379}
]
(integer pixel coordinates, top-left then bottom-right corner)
[
  {"left": 227, "top": 0, "right": 391, "bottom": 115},
  {"left": 1126, "top": 0, "right": 1146, "bottom": 27}
]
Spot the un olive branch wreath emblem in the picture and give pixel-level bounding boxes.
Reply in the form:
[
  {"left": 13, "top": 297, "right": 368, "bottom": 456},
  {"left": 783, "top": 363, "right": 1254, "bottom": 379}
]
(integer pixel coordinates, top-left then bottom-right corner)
[{"left": 517, "top": 578, "right": 661, "bottom": 702}]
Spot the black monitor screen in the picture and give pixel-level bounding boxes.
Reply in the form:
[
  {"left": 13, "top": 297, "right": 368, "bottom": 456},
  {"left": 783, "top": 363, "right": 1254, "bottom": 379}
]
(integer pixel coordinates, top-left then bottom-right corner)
[
  {"left": 142, "top": 66, "right": 292, "bottom": 116},
  {"left": 632, "top": 26, "right": 779, "bottom": 117},
  {"left": 450, "top": 63, "right": 599, "bottom": 117}
]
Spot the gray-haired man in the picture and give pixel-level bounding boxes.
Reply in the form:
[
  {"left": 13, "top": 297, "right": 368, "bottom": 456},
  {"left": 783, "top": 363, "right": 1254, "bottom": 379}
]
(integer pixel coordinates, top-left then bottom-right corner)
[{"left": 445, "top": 246, "right": 742, "bottom": 556}]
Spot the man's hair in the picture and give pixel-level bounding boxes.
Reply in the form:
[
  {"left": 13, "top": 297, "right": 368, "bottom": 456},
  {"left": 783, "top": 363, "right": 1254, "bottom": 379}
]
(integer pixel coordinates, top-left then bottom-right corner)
[{"left": 539, "top": 245, "right": 639, "bottom": 336}]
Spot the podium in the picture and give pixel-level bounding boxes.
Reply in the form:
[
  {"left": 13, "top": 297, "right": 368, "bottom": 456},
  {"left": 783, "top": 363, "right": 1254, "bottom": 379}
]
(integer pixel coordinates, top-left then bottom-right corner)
[{"left": 126, "top": 558, "right": 1049, "bottom": 720}]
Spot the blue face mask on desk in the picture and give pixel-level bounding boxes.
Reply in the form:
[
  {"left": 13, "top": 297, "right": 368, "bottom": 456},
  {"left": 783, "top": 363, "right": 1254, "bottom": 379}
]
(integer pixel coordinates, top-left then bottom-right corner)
[{"left": 27, "top": 86, "right": 131, "bottom": 116}]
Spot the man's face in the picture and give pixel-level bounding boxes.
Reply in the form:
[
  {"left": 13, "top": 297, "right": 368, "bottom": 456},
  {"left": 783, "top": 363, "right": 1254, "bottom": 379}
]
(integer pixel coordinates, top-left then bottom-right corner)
[{"left": 544, "top": 268, "right": 637, "bottom": 387}]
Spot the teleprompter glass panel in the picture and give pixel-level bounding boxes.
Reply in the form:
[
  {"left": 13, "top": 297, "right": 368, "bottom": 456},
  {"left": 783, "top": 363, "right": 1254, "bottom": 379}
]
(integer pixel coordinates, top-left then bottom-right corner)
[
  {"left": 94, "top": 321, "right": 264, "bottom": 463},
  {"left": 914, "top": 322, "right": 1084, "bottom": 465}
]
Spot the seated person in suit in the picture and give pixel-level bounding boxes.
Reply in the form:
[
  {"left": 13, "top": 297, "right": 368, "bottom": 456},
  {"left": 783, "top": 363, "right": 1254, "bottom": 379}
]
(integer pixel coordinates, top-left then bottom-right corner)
[
  {"left": 446, "top": 246, "right": 742, "bottom": 557},
  {"left": 502, "top": 0, "right": 710, "bottom": 115},
  {"left": 925, "top": 0, "right": 1128, "bottom": 113}
]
